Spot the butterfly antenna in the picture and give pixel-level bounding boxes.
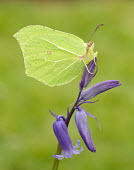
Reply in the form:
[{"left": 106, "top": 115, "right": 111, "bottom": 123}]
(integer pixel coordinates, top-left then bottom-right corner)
[{"left": 88, "top": 23, "right": 104, "bottom": 44}]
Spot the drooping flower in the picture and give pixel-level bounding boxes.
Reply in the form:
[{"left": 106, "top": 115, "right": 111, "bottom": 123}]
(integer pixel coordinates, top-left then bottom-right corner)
[
  {"left": 75, "top": 106, "right": 100, "bottom": 152},
  {"left": 52, "top": 114, "right": 83, "bottom": 160},
  {"left": 79, "top": 80, "right": 121, "bottom": 102},
  {"left": 79, "top": 57, "right": 97, "bottom": 91}
]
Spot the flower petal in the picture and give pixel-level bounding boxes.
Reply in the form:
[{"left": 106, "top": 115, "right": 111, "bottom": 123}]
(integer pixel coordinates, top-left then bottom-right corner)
[
  {"left": 52, "top": 153, "right": 64, "bottom": 160},
  {"left": 73, "top": 146, "right": 83, "bottom": 155},
  {"left": 79, "top": 80, "right": 121, "bottom": 101},
  {"left": 75, "top": 107, "right": 96, "bottom": 152},
  {"left": 74, "top": 139, "right": 80, "bottom": 148}
]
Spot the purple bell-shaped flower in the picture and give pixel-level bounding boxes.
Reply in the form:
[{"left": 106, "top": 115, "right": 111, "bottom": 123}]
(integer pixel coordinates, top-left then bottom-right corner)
[
  {"left": 75, "top": 106, "right": 101, "bottom": 152},
  {"left": 52, "top": 115, "right": 83, "bottom": 160}
]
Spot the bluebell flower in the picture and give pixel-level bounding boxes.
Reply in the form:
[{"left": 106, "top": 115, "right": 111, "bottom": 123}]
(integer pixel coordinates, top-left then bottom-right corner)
[
  {"left": 75, "top": 106, "right": 101, "bottom": 152},
  {"left": 79, "top": 80, "right": 121, "bottom": 102},
  {"left": 52, "top": 115, "right": 83, "bottom": 160}
]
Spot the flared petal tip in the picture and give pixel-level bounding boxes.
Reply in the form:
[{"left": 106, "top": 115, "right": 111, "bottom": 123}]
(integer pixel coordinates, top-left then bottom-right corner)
[
  {"left": 52, "top": 154, "right": 64, "bottom": 160},
  {"left": 73, "top": 139, "right": 83, "bottom": 155}
]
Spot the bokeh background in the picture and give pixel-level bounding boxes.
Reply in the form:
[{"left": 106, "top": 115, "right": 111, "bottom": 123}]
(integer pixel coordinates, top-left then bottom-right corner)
[{"left": 0, "top": 0, "right": 134, "bottom": 170}]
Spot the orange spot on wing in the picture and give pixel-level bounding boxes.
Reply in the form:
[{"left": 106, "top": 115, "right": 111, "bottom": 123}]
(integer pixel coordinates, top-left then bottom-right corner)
[{"left": 47, "top": 51, "right": 52, "bottom": 55}]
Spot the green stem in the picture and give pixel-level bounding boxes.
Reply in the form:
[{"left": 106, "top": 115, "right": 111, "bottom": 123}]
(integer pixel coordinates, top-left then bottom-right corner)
[
  {"left": 52, "top": 91, "right": 82, "bottom": 170},
  {"left": 52, "top": 144, "right": 62, "bottom": 170}
]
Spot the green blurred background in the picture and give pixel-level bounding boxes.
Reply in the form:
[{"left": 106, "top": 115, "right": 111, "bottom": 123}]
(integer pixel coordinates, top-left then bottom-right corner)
[{"left": 0, "top": 0, "right": 134, "bottom": 170}]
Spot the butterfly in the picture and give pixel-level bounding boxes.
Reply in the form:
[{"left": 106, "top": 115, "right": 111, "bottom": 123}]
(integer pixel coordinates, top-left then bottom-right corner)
[{"left": 14, "top": 24, "right": 103, "bottom": 87}]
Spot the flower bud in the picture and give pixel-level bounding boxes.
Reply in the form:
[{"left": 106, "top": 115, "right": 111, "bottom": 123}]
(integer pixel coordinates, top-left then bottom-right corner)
[{"left": 79, "top": 57, "right": 97, "bottom": 91}]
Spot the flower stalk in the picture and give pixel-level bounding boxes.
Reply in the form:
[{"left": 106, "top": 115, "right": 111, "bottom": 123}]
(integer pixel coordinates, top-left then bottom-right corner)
[{"left": 52, "top": 144, "right": 62, "bottom": 170}]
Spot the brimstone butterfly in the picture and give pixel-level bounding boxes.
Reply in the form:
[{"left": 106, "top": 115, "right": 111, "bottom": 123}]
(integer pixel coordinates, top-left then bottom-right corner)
[{"left": 14, "top": 24, "right": 103, "bottom": 87}]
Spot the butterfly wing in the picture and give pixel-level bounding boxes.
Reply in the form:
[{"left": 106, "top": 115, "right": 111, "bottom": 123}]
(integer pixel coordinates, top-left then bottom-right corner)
[{"left": 14, "top": 25, "right": 86, "bottom": 86}]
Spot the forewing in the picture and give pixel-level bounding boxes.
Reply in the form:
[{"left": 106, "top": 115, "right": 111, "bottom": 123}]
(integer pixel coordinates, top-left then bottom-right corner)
[{"left": 14, "top": 25, "right": 86, "bottom": 86}]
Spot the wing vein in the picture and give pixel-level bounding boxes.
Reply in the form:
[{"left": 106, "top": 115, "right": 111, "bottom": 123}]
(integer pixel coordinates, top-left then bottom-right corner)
[{"left": 47, "top": 59, "right": 79, "bottom": 84}]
